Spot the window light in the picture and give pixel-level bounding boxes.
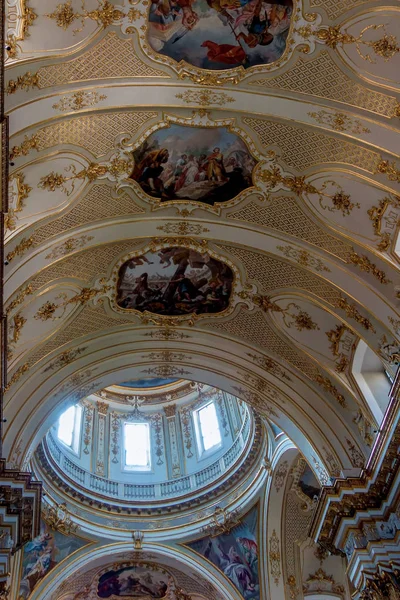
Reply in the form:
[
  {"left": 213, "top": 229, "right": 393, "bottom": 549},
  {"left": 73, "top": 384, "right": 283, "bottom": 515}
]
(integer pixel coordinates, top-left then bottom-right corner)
[
  {"left": 57, "top": 404, "right": 82, "bottom": 452},
  {"left": 197, "top": 402, "right": 222, "bottom": 452},
  {"left": 124, "top": 422, "right": 151, "bottom": 470}
]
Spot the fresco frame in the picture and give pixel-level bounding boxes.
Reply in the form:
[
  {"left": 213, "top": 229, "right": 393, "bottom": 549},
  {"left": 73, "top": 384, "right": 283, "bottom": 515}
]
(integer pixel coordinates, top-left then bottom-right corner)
[
  {"left": 123, "top": 0, "right": 300, "bottom": 85},
  {"left": 110, "top": 238, "right": 252, "bottom": 325},
  {"left": 120, "top": 112, "right": 262, "bottom": 214}
]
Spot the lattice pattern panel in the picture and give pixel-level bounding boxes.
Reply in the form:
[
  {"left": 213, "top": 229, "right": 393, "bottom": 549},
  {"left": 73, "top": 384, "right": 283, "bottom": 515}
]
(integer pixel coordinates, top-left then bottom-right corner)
[
  {"left": 32, "top": 185, "right": 145, "bottom": 245},
  {"left": 52, "top": 566, "right": 100, "bottom": 599},
  {"left": 243, "top": 116, "right": 379, "bottom": 172},
  {"left": 250, "top": 52, "right": 396, "bottom": 118},
  {"left": 168, "top": 568, "right": 220, "bottom": 600},
  {"left": 309, "top": 0, "right": 370, "bottom": 20},
  {"left": 35, "top": 111, "right": 158, "bottom": 158},
  {"left": 38, "top": 33, "right": 169, "bottom": 88},
  {"left": 26, "top": 240, "right": 143, "bottom": 293},
  {"left": 26, "top": 304, "right": 134, "bottom": 369},
  {"left": 284, "top": 490, "right": 313, "bottom": 576},
  {"left": 218, "top": 244, "right": 341, "bottom": 305},
  {"left": 204, "top": 309, "right": 318, "bottom": 378},
  {"left": 227, "top": 198, "right": 351, "bottom": 260}
]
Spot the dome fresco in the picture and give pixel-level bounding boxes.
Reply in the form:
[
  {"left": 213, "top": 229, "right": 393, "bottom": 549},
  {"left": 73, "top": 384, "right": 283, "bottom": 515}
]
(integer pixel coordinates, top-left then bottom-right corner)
[{"left": 118, "top": 378, "right": 180, "bottom": 389}]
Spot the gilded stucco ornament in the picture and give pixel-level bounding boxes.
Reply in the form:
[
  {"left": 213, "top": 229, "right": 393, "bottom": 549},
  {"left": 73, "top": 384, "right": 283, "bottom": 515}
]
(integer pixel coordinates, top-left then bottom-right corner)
[
  {"left": 346, "top": 249, "right": 391, "bottom": 285},
  {"left": 269, "top": 530, "right": 281, "bottom": 585},
  {"left": 5, "top": 0, "right": 37, "bottom": 61},
  {"left": 334, "top": 296, "right": 376, "bottom": 333},
  {"left": 276, "top": 245, "right": 330, "bottom": 273},
  {"left": 307, "top": 110, "right": 371, "bottom": 134},
  {"left": 42, "top": 500, "right": 79, "bottom": 535},
  {"left": 38, "top": 154, "right": 133, "bottom": 196},
  {"left": 5, "top": 236, "right": 34, "bottom": 263},
  {"left": 9, "top": 133, "right": 39, "bottom": 161},
  {"left": 376, "top": 159, "right": 400, "bottom": 183},
  {"left": 312, "top": 373, "right": 347, "bottom": 408},
  {"left": 257, "top": 161, "right": 360, "bottom": 217},
  {"left": 45, "top": 0, "right": 130, "bottom": 33},
  {"left": 175, "top": 90, "right": 235, "bottom": 107},
  {"left": 52, "top": 91, "right": 107, "bottom": 112},
  {"left": 5, "top": 285, "right": 33, "bottom": 315},
  {"left": 316, "top": 24, "right": 399, "bottom": 63},
  {"left": 34, "top": 279, "right": 112, "bottom": 322},
  {"left": 247, "top": 352, "right": 292, "bottom": 381},
  {"left": 6, "top": 71, "right": 40, "bottom": 94},
  {"left": 45, "top": 235, "right": 94, "bottom": 260},
  {"left": 367, "top": 195, "right": 400, "bottom": 253}
]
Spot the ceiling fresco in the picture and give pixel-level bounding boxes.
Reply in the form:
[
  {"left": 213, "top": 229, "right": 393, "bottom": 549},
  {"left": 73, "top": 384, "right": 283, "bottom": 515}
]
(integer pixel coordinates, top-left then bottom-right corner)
[{"left": 1, "top": 0, "right": 400, "bottom": 595}]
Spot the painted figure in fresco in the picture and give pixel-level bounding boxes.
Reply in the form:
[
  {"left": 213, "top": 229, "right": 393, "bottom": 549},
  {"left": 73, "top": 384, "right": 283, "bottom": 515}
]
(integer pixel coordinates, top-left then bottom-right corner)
[
  {"left": 147, "top": 0, "right": 293, "bottom": 71},
  {"left": 130, "top": 124, "right": 256, "bottom": 205},
  {"left": 131, "top": 148, "right": 170, "bottom": 193},
  {"left": 216, "top": 544, "right": 256, "bottom": 594},
  {"left": 206, "top": 147, "right": 227, "bottom": 182},
  {"left": 116, "top": 247, "right": 233, "bottom": 316}
]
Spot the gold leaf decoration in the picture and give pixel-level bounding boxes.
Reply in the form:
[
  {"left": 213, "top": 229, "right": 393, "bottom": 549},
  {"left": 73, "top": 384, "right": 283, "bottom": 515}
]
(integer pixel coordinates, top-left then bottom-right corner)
[
  {"left": 6, "top": 237, "right": 35, "bottom": 263},
  {"left": 9, "top": 134, "right": 40, "bottom": 161},
  {"left": 52, "top": 91, "right": 107, "bottom": 112},
  {"left": 308, "top": 110, "right": 371, "bottom": 134},
  {"left": 247, "top": 353, "right": 292, "bottom": 381},
  {"left": 46, "top": 0, "right": 136, "bottom": 34},
  {"left": 333, "top": 296, "right": 375, "bottom": 332},
  {"left": 43, "top": 347, "right": 88, "bottom": 372},
  {"left": 34, "top": 281, "right": 111, "bottom": 322},
  {"left": 269, "top": 530, "right": 281, "bottom": 585},
  {"left": 5, "top": 364, "right": 29, "bottom": 392},
  {"left": 376, "top": 160, "right": 400, "bottom": 183},
  {"left": 277, "top": 245, "right": 330, "bottom": 272},
  {"left": 259, "top": 165, "right": 359, "bottom": 216},
  {"left": 156, "top": 222, "right": 210, "bottom": 235},
  {"left": 346, "top": 249, "right": 391, "bottom": 284},
  {"left": 175, "top": 90, "right": 235, "bottom": 107},
  {"left": 313, "top": 372, "right": 347, "bottom": 408},
  {"left": 45, "top": 235, "right": 94, "bottom": 260},
  {"left": 317, "top": 24, "right": 400, "bottom": 63},
  {"left": 6, "top": 285, "right": 34, "bottom": 315},
  {"left": 6, "top": 71, "right": 40, "bottom": 94}
]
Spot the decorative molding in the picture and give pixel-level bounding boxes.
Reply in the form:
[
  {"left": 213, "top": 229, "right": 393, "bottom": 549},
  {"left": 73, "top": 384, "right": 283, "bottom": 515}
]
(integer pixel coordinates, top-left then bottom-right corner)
[
  {"left": 6, "top": 71, "right": 40, "bottom": 94},
  {"left": 200, "top": 507, "right": 240, "bottom": 537},
  {"left": 312, "top": 373, "right": 347, "bottom": 407},
  {"left": 247, "top": 352, "right": 292, "bottom": 381},
  {"left": 42, "top": 500, "right": 79, "bottom": 535},
  {"left": 175, "top": 90, "right": 235, "bottom": 107},
  {"left": 269, "top": 529, "right": 281, "bottom": 585},
  {"left": 52, "top": 91, "right": 107, "bottom": 112},
  {"left": 9, "top": 133, "right": 39, "bottom": 161},
  {"left": 6, "top": 236, "right": 34, "bottom": 262},
  {"left": 34, "top": 280, "right": 111, "bottom": 322},
  {"left": 156, "top": 222, "right": 210, "bottom": 235},
  {"left": 376, "top": 159, "right": 400, "bottom": 184},
  {"left": 308, "top": 110, "right": 371, "bottom": 134},
  {"left": 334, "top": 296, "right": 376, "bottom": 332},
  {"left": 346, "top": 249, "right": 391, "bottom": 285},
  {"left": 274, "top": 460, "right": 289, "bottom": 493},
  {"left": 45, "top": 235, "right": 94, "bottom": 260},
  {"left": 277, "top": 245, "right": 330, "bottom": 272}
]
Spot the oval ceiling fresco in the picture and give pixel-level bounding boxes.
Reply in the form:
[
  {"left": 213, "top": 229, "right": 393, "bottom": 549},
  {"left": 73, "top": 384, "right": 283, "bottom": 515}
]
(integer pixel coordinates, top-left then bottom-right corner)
[
  {"left": 147, "top": 0, "right": 294, "bottom": 70},
  {"left": 116, "top": 246, "right": 234, "bottom": 316},
  {"left": 129, "top": 123, "right": 257, "bottom": 205}
]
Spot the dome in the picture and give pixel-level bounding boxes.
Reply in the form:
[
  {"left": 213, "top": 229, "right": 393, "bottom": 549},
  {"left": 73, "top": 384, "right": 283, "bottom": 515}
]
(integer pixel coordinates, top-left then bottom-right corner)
[{"left": 32, "top": 380, "right": 265, "bottom": 531}]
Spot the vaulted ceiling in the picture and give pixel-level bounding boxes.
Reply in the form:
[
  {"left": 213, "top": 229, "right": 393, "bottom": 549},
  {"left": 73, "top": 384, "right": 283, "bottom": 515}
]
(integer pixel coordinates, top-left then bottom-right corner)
[{"left": 3, "top": 0, "right": 400, "bottom": 486}]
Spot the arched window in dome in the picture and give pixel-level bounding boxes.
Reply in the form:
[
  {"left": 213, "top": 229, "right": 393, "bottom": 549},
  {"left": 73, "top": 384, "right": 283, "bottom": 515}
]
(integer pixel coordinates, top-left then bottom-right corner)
[
  {"left": 57, "top": 404, "right": 82, "bottom": 453},
  {"left": 352, "top": 340, "right": 392, "bottom": 424},
  {"left": 123, "top": 422, "right": 151, "bottom": 471},
  {"left": 194, "top": 401, "right": 222, "bottom": 457}
]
